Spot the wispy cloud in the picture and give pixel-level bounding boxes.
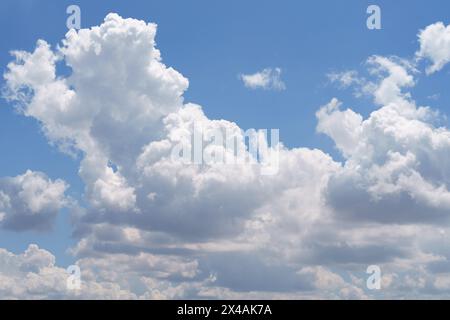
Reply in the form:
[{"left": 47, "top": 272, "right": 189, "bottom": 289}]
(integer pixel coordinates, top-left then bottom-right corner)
[{"left": 239, "top": 67, "right": 286, "bottom": 91}]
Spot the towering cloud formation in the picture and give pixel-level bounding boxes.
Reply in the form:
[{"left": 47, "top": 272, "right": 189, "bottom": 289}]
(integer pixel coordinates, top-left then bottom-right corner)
[
  {"left": 318, "top": 56, "right": 450, "bottom": 224},
  {"left": 2, "top": 14, "right": 450, "bottom": 299}
]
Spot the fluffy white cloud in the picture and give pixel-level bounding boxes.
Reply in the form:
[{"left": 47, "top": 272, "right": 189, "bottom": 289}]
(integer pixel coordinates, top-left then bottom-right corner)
[
  {"left": 3, "top": 15, "right": 450, "bottom": 299},
  {"left": 0, "top": 171, "right": 69, "bottom": 231},
  {"left": 239, "top": 68, "right": 286, "bottom": 91},
  {"left": 0, "top": 244, "right": 138, "bottom": 299},
  {"left": 319, "top": 56, "right": 450, "bottom": 224},
  {"left": 417, "top": 22, "right": 450, "bottom": 74},
  {"left": 316, "top": 98, "right": 363, "bottom": 157}
]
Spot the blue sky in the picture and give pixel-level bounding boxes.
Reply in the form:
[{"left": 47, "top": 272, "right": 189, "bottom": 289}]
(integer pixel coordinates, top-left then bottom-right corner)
[{"left": 1, "top": 1, "right": 450, "bottom": 299}]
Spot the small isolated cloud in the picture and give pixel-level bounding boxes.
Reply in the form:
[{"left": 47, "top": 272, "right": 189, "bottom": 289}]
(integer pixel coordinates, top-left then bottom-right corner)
[
  {"left": 327, "top": 70, "right": 362, "bottom": 88},
  {"left": 239, "top": 68, "right": 286, "bottom": 91},
  {"left": 417, "top": 22, "right": 450, "bottom": 74},
  {"left": 428, "top": 93, "right": 440, "bottom": 100}
]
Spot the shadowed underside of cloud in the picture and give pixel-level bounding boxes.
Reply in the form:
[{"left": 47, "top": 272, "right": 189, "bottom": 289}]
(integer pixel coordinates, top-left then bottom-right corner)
[
  {"left": 2, "top": 13, "right": 450, "bottom": 299},
  {"left": 0, "top": 170, "right": 69, "bottom": 231}
]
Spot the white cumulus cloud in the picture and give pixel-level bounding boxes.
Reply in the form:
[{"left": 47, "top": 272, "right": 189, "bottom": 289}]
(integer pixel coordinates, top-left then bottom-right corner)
[
  {"left": 2, "top": 15, "right": 450, "bottom": 299},
  {"left": 417, "top": 22, "right": 450, "bottom": 74},
  {"left": 0, "top": 171, "right": 69, "bottom": 231}
]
